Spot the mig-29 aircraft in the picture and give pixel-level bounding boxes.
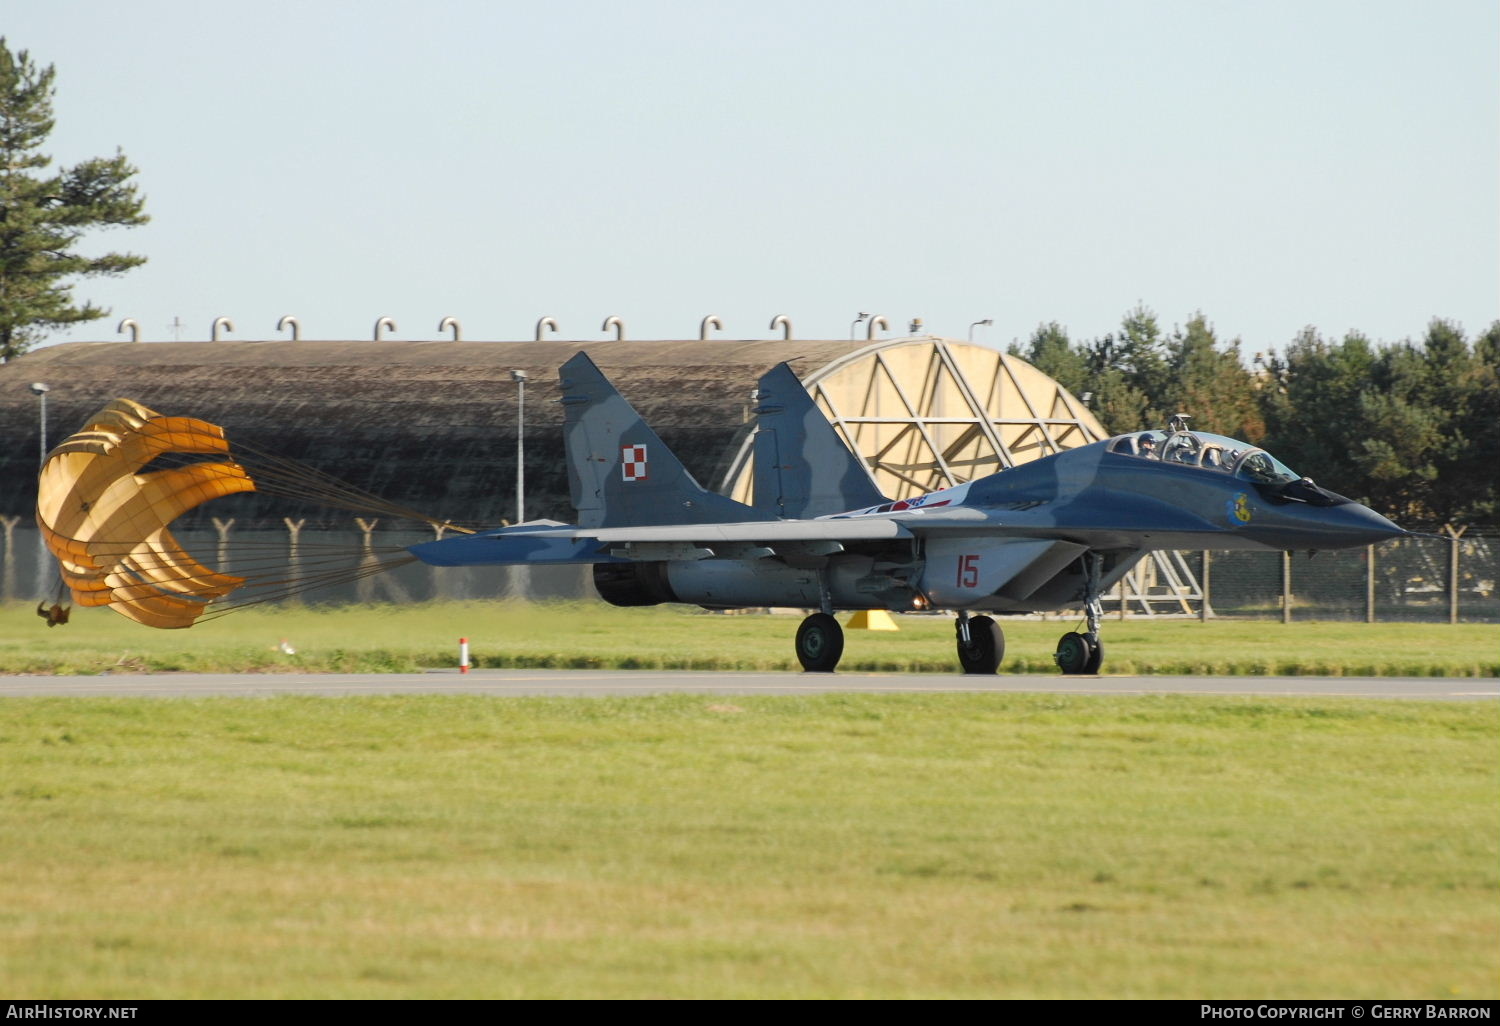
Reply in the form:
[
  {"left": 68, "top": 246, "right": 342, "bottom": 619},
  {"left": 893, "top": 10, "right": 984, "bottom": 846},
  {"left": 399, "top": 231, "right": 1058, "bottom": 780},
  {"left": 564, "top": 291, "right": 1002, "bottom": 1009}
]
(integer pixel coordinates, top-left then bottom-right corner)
[{"left": 409, "top": 352, "right": 1407, "bottom": 675}]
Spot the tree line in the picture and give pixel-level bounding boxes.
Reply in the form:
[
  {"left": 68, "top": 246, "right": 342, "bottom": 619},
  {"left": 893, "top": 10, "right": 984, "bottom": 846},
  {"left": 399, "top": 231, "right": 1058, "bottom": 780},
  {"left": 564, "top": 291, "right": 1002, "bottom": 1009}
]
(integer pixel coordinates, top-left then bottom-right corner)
[
  {"left": 0, "top": 38, "right": 148, "bottom": 360},
  {"left": 1012, "top": 308, "right": 1500, "bottom": 527}
]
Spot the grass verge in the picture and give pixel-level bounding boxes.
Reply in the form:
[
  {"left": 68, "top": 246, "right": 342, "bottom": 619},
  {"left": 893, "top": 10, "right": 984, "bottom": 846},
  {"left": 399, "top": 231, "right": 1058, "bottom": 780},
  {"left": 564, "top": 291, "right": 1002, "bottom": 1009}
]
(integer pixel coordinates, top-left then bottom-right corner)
[
  {"left": 2, "top": 600, "right": 1496, "bottom": 677},
  {"left": 1, "top": 693, "right": 1495, "bottom": 998}
]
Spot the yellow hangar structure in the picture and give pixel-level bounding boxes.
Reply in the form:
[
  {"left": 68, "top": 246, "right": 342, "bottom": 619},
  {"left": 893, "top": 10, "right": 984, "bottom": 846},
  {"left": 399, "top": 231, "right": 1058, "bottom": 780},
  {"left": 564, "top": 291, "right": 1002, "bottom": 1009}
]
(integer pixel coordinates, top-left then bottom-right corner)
[{"left": 721, "top": 335, "right": 1102, "bottom": 502}]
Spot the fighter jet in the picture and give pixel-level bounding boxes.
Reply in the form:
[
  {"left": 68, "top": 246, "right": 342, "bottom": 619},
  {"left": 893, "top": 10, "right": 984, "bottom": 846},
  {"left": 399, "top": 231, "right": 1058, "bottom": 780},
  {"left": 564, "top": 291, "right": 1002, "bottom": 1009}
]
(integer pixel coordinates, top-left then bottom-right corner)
[{"left": 409, "top": 352, "right": 1407, "bottom": 674}]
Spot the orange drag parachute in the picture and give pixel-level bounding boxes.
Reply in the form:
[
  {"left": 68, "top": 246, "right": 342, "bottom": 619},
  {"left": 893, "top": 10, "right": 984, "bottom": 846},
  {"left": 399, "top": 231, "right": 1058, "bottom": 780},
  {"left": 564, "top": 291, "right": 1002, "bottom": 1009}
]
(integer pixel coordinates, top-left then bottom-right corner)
[
  {"left": 36, "top": 399, "right": 460, "bottom": 630},
  {"left": 37, "top": 399, "right": 255, "bottom": 629}
]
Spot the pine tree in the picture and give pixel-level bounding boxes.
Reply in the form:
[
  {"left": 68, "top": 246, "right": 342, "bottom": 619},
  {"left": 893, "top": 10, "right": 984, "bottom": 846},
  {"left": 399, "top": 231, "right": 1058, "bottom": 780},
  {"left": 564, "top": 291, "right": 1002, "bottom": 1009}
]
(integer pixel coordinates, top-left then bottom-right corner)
[
  {"left": 1259, "top": 328, "right": 1377, "bottom": 500},
  {"left": 1459, "top": 322, "right": 1500, "bottom": 523},
  {"left": 0, "top": 38, "right": 148, "bottom": 359},
  {"left": 1082, "top": 306, "right": 1164, "bottom": 433},
  {"left": 1162, "top": 313, "right": 1265, "bottom": 442},
  {"left": 1013, "top": 322, "right": 1089, "bottom": 395}
]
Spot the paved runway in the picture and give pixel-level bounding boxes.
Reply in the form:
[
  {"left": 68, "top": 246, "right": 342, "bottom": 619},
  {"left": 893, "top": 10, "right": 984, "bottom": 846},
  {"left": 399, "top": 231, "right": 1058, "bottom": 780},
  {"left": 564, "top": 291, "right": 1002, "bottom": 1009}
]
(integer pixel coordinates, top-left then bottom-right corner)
[{"left": 0, "top": 669, "right": 1494, "bottom": 700}]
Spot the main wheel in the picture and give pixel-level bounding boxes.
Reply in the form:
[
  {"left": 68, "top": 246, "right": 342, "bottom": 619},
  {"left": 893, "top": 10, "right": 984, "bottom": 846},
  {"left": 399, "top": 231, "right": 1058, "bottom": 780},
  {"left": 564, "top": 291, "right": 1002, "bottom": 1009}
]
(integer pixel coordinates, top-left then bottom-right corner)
[
  {"left": 956, "top": 616, "right": 1005, "bottom": 674},
  {"left": 1054, "top": 632, "right": 1096, "bottom": 675},
  {"left": 795, "top": 613, "right": 845, "bottom": 672}
]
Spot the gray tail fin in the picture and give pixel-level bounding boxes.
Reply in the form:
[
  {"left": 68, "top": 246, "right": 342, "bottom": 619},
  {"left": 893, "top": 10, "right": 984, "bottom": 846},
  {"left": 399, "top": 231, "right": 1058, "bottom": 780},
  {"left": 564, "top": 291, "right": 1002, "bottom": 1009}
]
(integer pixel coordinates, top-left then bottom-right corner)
[
  {"left": 752, "top": 363, "right": 890, "bottom": 518},
  {"left": 560, "top": 352, "right": 769, "bottom": 528}
]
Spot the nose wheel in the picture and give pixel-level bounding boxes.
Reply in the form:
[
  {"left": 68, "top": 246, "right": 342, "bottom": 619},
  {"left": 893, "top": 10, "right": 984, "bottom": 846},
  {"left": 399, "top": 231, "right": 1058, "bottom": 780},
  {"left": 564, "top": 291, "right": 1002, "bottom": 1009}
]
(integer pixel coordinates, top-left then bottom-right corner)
[{"left": 1054, "top": 632, "right": 1104, "bottom": 674}]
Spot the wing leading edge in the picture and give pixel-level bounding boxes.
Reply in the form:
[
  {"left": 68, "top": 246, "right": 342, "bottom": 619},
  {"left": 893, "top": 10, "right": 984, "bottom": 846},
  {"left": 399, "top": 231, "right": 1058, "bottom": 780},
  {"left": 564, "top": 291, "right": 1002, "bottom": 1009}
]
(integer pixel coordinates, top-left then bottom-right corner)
[{"left": 409, "top": 517, "right": 914, "bottom": 567}]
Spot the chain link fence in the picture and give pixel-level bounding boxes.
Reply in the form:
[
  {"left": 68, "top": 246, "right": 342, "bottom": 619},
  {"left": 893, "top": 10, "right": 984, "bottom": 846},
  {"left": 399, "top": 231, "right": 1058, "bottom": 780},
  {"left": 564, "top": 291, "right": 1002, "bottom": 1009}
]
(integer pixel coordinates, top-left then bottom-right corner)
[
  {"left": 1107, "top": 530, "right": 1499, "bottom": 623},
  {"left": 3, "top": 522, "right": 1496, "bottom": 623}
]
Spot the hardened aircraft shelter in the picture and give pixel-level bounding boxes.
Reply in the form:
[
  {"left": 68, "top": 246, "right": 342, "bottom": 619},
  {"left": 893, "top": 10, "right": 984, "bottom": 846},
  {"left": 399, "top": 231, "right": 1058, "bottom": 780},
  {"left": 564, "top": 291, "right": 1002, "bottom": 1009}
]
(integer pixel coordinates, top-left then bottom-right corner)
[
  {"left": 0, "top": 330, "right": 1201, "bottom": 613},
  {"left": 722, "top": 336, "right": 1101, "bottom": 499}
]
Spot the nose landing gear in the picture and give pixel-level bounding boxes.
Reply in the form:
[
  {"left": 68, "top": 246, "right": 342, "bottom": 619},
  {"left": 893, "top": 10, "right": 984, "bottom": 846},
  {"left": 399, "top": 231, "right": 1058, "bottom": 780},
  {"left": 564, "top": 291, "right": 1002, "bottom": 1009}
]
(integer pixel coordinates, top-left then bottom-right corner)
[
  {"left": 1054, "top": 630, "right": 1103, "bottom": 674},
  {"left": 1055, "top": 553, "right": 1105, "bottom": 675}
]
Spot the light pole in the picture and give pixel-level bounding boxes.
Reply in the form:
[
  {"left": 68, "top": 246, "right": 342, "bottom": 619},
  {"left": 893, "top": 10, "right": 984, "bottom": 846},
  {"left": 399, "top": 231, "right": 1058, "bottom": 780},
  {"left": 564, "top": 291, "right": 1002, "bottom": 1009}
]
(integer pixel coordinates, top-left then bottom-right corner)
[
  {"left": 968, "top": 318, "right": 993, "bottom": 341},
  {"left": 850, "top": 312, "right": 869, "bottom": 340},
  {"left": 30, "top": 382, "right": 52, "bottom": 606},
  {"left": 30, "top": 383, "right": 49, "bottom": 469},
  {"left": 511, "top": 370, "right": 527, "bottom": 524}
]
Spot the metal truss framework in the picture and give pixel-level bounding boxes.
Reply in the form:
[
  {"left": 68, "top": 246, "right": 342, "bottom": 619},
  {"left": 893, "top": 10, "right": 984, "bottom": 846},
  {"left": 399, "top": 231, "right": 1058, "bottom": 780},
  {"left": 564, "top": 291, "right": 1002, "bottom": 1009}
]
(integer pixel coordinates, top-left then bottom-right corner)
[
  {"left": 724, "top": 337, "right": 1106, "bottom": 499},
  {"left": 721, "top": 337, "right": 1204, "bottom": 614}
]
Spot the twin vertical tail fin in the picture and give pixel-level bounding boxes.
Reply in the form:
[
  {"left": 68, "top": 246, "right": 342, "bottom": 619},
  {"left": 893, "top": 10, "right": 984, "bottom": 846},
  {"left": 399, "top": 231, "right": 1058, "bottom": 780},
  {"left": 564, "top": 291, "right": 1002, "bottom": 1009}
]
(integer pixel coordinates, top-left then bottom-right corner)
[
  {"left": 559, "top": 352, "right": 768, "bottom": 528},
  {"left": 557, "top": 354, "right": 887, "bottom": 527},
  {"left": 752, "top": 363, "right": 889, "bottom": 518}
]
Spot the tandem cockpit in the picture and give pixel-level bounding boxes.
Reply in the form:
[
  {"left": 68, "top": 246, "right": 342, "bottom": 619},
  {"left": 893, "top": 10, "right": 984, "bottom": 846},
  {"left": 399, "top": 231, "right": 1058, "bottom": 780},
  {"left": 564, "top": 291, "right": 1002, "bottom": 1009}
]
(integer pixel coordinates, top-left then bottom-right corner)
[{"left": 1106, "top": 415, "right": 1353, "bottom": 506}]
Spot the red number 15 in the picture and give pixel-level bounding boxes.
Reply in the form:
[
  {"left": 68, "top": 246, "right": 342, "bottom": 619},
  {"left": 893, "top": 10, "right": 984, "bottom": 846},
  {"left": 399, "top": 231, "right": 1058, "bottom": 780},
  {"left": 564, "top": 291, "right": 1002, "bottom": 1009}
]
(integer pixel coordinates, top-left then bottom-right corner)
[{"left": 956, "top": 554, "right": 979, "bottom": 589}]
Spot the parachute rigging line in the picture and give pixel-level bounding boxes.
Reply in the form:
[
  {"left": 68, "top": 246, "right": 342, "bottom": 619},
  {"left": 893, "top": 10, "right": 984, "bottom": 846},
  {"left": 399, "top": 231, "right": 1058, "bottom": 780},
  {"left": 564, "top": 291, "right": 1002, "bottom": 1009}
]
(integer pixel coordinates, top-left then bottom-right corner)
[{"left": 35, "top": 398, "right": 477, "bottom": 628}]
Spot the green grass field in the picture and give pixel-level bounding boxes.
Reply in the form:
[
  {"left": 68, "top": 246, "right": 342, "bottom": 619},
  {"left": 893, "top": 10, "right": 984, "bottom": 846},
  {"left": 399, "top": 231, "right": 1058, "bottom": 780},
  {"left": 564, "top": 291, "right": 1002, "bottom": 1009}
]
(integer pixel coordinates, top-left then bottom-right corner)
[
  {"left": 2, "top": 600, "right": 1496, "bottom": 676},
  {"left": 1, "top": 693, "right": 1495, "bottom": 999}
]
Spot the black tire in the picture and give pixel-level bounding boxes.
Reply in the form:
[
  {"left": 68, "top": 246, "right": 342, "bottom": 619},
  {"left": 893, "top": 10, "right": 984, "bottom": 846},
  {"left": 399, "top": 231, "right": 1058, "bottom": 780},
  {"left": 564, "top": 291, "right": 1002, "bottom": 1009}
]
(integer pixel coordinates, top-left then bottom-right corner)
[
  {"left": 1083, "top": 637, "right": 1104, "bottom": 674},
  {"left": 795, "top": 613, "right": 845, "bottom": 672},
  {"left": 1055, "top": 632, "right": 1095, "bottom": 675},
  {"left": 956, "top": 615, "right": 1005, "bottom": 674}
]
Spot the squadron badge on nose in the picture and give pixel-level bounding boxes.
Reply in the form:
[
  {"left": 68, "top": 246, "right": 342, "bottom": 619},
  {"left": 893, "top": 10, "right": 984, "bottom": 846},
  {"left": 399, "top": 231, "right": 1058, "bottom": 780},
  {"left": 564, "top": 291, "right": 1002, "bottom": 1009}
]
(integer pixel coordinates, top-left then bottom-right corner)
[{"left": 1227, "top": 492, "right": 1253, "bottom": 526}]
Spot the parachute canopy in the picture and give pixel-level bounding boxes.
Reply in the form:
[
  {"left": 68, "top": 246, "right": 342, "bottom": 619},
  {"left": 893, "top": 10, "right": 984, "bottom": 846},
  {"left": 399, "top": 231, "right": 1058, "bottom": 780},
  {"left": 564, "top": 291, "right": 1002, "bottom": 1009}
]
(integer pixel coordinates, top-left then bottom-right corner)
[
  {"left": 37, "top": 399, "right": 255, "bottom": 629},
  {"left": 36, "top": 398, "right": 460, "bottom": 630}
]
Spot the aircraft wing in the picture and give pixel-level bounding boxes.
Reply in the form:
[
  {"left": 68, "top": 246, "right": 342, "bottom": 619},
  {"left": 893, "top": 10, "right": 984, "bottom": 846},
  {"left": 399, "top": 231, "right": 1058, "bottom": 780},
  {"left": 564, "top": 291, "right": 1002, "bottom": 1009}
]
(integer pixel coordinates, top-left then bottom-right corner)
[
  {"left": 408, "top": 517, "right": 912, "bottom": 567},
  {"left": 409, "top": 493, "right": 1237, "bottom": 568},
  {"left": 877, "top": 497, "right": 1225, "bottom": 549},
  {"left": 591, "top": 520, "right": 911, "bottom": 544}
]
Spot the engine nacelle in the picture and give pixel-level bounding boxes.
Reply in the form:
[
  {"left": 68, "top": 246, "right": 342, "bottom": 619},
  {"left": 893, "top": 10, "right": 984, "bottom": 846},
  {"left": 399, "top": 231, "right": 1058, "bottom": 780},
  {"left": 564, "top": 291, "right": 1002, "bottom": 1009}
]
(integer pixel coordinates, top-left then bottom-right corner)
[
  {"left": 595, "top": 556, "right": 918, "bottom": 610},
  {"left": 592, "top": 562, "right": 678, "bottom": 606},
  {"left": 666, "top": 560, "right": 822, "bottom": 608}
]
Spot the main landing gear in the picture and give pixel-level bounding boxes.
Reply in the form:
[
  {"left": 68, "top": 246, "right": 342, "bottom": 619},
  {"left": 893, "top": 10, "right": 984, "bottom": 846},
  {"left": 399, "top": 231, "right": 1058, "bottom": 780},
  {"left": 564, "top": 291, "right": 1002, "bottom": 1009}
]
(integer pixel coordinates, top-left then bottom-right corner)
[
  {"left": 795, "top": 612, "right": 845, "bottom": 672},
  {"left": 1054, "top": 553, "right": 1105, "bottom": 675},
  {"left": 955, "top": 612, "right": 1004, "bottom": 674},
  {"left": 797, "top": 575, "right": 847, "bottom": 673},
  {"left": 795, "top": 553, "right": 1109, "bottom": 675},
  {"left": 795, "top": 608, "right": 1009, "bottom": 675}
]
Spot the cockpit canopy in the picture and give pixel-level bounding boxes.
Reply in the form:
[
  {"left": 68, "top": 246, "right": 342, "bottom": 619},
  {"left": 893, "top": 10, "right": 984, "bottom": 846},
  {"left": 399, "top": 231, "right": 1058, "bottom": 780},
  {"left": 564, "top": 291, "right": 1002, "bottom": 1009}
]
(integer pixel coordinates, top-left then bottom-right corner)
[{"left": 1107, "top": 429, "right": 1302, "bottom": 485}]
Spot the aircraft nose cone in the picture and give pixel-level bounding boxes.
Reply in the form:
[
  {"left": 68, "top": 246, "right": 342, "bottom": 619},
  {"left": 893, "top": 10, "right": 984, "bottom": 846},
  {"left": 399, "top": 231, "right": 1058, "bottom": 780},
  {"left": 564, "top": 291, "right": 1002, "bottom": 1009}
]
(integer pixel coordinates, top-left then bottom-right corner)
[
  {"left": 1338, "top": 502, "right": 1407, "bottom": 545},
  {"left": 1246, "top": 496, "right": 1408, "bottom": 550}
]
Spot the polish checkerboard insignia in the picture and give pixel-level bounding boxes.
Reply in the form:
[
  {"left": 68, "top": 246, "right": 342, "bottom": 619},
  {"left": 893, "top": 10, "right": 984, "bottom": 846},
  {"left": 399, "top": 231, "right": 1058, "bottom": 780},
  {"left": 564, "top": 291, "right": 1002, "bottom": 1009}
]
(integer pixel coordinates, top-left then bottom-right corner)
[{"left": 621, "top": 444, "right": 648, "bottom": 481}]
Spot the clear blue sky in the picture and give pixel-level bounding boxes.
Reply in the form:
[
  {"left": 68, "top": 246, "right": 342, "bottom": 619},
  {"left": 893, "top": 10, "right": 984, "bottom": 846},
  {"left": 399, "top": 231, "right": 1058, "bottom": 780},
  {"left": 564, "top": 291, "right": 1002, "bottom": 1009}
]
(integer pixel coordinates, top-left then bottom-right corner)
[{"left": 9, "top": 0, "right": 1497, "bottom": 353}]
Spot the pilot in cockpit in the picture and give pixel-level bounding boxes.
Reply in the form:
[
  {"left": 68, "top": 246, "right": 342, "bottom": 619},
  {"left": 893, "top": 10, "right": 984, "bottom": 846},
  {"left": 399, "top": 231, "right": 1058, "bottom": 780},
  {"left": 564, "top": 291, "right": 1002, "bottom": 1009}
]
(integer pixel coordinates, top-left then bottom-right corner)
[
  {"left": 1162, "top": 432, "right": 1201, "bottom": 463},
  {"left": 1138, "top": 434, "right": 1159, "bottom": 458}
]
